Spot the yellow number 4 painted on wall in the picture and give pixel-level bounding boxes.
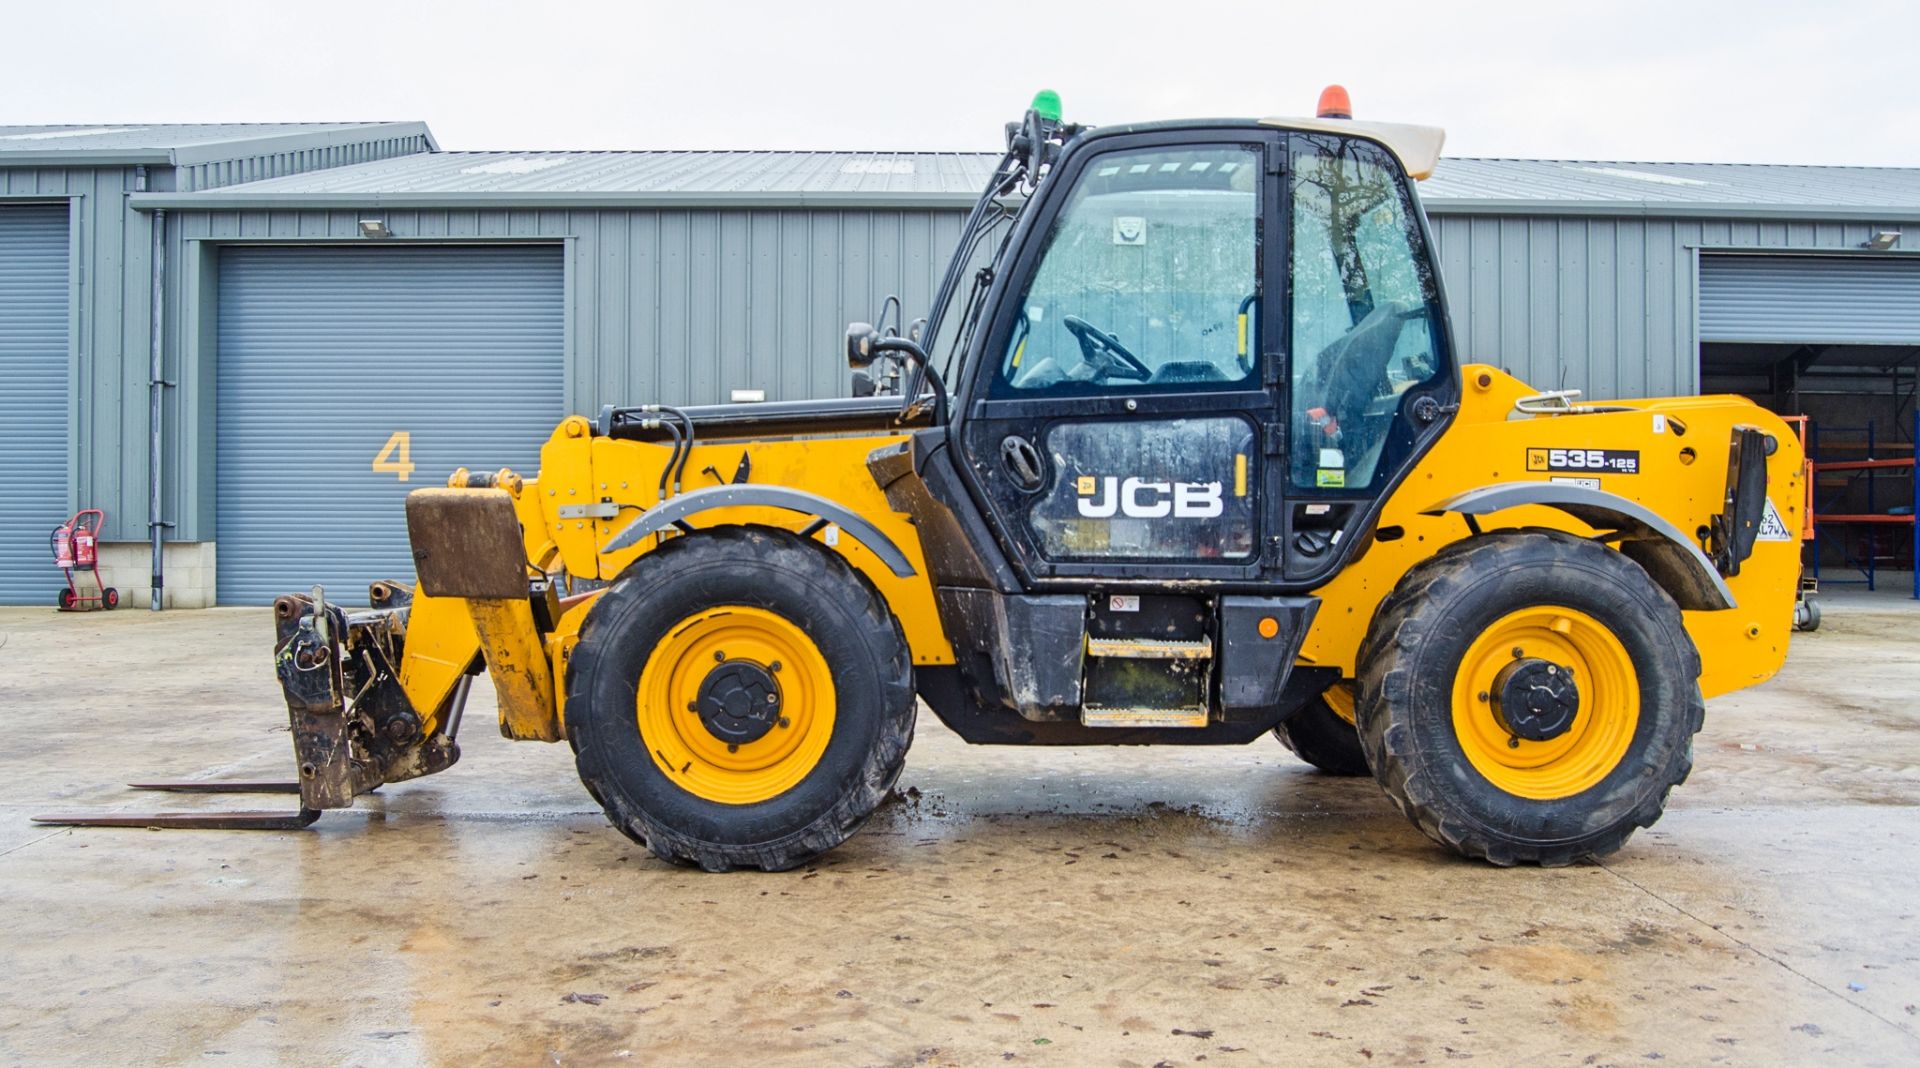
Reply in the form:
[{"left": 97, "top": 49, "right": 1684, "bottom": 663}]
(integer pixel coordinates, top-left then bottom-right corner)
[{"left": 372, "top": 431, "right": 417, "bottom": 482}]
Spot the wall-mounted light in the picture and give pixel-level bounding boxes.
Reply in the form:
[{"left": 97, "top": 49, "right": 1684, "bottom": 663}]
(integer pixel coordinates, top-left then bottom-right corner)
[
  {"left": 358, "top": 219, "right": 392, "bottom": 240},
  {"left": 1864, "top": 230, "right": 1901, "bottom": 251}
]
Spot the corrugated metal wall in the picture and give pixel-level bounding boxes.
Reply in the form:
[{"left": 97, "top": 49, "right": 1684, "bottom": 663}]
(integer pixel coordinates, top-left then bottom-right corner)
[
  {"left": 0, "top": 205, "right": 71, "bottom": 604},
  {"left": 2, "top": 165, "right": 149, "bottom": 542},
  {"left": 163, "top": 206, "right": 966, "bottom": 542},
  {"left": 129, "top": 201, "right": 1920, "bottom": 544},
  {"left": 0, "top": 132, "right": 431, "bottom": 544},
  {"left": 1425, "top": 213, "right": 1909, "bottom": 398}
]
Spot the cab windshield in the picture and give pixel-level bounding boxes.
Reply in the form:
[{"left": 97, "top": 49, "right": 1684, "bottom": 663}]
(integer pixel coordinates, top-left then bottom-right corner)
[{"left": 992, "top": 144, "right": 1262, "bottom": 395}]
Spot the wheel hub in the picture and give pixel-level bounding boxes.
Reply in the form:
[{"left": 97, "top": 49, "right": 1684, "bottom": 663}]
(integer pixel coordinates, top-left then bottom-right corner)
[
  {"left": 695, "top": 660, "right": 783, "bottom": 745},
  {"left": 1490, "top": 658, "right": 1580, "bottom": 741}
]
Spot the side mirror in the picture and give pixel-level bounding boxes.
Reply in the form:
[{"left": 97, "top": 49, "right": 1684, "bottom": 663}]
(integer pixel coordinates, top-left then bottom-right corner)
[{"left": 845, "top": 322, "right": 881, "bottom": 369}]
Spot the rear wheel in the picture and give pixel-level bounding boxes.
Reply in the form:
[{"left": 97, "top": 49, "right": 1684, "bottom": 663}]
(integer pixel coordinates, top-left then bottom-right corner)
[
  {"left": 56, "top": 588, "right": 73, "bottom": 610},
  {"left": 1272, "top": 684, "right": 1369, "bottom": 776},
  {"left": 1357, "top": 530, "right": 1703, "bottom": 866},
  {"left": 566, "top": 526, "right": 915, "bottom": 871},
  {"left": 103, "top": 587, "right": 119, "bottom": 609}
]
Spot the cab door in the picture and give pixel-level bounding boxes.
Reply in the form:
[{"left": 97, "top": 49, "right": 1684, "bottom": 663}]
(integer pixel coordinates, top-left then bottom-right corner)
[{"left": 956, "top": 130, "right": 1285, "bottom": 585}]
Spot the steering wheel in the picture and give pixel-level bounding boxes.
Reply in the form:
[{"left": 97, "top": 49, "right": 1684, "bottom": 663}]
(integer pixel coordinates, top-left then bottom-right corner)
[{"left": 1062, "top": 315, "right": 1153, "bottom": 382}]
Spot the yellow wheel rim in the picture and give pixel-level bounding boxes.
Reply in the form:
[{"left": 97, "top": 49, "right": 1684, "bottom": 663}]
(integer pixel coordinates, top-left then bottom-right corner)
[
  {"left": 637, "top": 606, "right": 837, "bottom": 806},
  {"left": 1323, "top": 682, "right": 1357, "bottom": 725},
  {"left": 1450, "top": 606, "right": 1639, "bottom": 801}
]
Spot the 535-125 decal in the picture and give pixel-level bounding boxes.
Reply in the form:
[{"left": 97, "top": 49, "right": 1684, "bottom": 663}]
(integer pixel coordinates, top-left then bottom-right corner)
[{"left": 1525, "top": 447, "right": 1640, "bottom": 475}]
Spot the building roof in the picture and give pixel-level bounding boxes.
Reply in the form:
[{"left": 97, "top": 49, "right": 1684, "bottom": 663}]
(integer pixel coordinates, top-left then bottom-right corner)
[
  {"left": 126, "top": 147, "right": 1920, "bottom": 221},
  {"left": 0, "top": 122, "right": 437, "bottom": 166},
  {"left": 1422, "top": 157, "right": 1920, "bottom": 219},
  {"left": 133, "top": 150, "right": 1001, "bottom": 209}
]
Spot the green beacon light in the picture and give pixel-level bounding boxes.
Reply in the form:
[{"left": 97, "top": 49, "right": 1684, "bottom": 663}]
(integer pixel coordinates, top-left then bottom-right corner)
[{"left": 1030, "top": 89, "right": 1062, "bottom": 123}]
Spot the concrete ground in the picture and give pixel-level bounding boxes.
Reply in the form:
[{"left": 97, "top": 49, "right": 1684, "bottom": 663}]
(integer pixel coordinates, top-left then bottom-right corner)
[{"left": 2, "top": 589, "right": 1918, "bottom": 1067}]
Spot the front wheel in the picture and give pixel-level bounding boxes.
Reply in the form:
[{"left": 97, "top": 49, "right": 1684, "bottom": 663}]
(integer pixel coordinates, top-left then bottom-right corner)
[
  {"left": 1358, "top": 530, "right": 1703, "bottom": 866},
  {"left": 566, "top": 526, "right": 915, "bottom": 871}
]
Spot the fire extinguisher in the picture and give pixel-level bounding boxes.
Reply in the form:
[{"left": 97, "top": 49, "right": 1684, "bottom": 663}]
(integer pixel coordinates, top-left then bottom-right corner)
[
  {"left": 50, "top": 509, "right": 115, "bottom": 611},
  {"left": 53, "top": 522, "right": 75, "bottom": 570},
  {"left": 74, "top": 523, "right": 97, "bottom": 569}
]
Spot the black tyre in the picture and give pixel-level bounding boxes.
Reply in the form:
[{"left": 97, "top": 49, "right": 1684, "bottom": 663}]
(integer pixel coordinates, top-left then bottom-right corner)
[
  {"left": 1357, "top": 529, "right": 1703, "bottom": 866},
  {"left": 1272, "top": 686, "right": 1370, "bottom": 776},
  {"left": 566, "top": 525, "right": 915, "bottom": 871},
  {"left": 1794, "top": 598, "right": 1820, "bottom": 632},
  {"left": 103, "top": 587, "right": 119, "bottom": 610},
  {"left": 56, "top": 588, "right": 74, "bottom": 610}
]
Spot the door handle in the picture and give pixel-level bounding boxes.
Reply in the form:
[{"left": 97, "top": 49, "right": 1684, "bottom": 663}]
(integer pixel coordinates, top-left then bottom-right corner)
[{"left": 999, "top": 435, "right": 1045, "bottom": 491}]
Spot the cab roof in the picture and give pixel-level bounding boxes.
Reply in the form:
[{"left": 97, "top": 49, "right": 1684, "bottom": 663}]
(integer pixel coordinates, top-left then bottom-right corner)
[{"left": 1259, "top": 117, "right": 1447, "bottom": 180}]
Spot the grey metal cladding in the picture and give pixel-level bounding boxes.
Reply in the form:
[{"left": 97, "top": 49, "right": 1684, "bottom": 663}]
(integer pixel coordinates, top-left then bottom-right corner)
[
  {"left": 0, "top": 205, "right": 70, "bottom": 603},
  {"left": 213, "top": 245, "right": 563, "bottom": 605},
  {"left": 37, "top": 142, "right": 1920, "bottom": 553},
  {"left": 1427, "top": 215, "right": 1911, "bottom": 398},
  {"left": 0, "top": 126, "right": 438, "bottom": 544},
  {"left": 1700, "top": 253, "right": 1920, "bottom": 345}
]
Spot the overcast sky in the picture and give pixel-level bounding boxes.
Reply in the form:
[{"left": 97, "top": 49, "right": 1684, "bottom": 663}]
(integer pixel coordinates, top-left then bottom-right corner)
[{"left": 11, "top": 0, "right": 1920, "bottom": 165}]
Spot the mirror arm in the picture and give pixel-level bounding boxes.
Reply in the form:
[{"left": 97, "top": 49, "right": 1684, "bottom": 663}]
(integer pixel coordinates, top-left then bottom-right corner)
[{"left": 872, "top": 337, "right": 949, "bottom": 426}]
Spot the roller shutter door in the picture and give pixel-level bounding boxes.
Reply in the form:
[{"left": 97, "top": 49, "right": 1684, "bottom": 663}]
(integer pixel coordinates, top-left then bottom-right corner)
[
  {"left": 216, "top": 245, "right": 564, "bottom": 604},
  {"left": 0, "top": 205, "right": 69, "bottom": 605},
  {"left": 1700, "top": 253, "right": 1920, "bottom": 345}
]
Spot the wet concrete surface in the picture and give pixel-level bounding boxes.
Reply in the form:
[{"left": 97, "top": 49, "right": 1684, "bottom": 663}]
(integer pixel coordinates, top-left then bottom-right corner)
[{"left": 1, "top": 592, "right": 1917, "bottom": 1066}]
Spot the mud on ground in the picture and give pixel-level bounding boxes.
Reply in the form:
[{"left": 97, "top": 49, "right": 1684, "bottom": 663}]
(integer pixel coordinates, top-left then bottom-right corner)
[{"left": 1, "top": 590, "right": 1916, "bottom": 1066}]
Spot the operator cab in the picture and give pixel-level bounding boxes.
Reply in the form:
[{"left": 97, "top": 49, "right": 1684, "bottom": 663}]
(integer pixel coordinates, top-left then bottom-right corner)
[{"left": 938, "top": 99, "right": 1458, "bottom": 589}]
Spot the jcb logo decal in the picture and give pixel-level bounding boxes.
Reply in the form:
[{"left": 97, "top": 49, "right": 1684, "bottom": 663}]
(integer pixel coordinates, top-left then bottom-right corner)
[{"left": 1076, "top": 476, "right": 1223, "bottom": 519}]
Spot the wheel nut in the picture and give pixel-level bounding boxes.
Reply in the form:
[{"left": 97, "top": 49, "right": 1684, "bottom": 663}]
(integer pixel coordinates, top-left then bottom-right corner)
[
  {"left": 714, "top": 650, "right": 726, "bottom": 662},
  {"left": 769, "top": 661, "right": 782, "bottom": 673},
  {"left": 778, "top": 717, "right": 790, "bottom": 729},
  {"left": 727, "top": 744, "right": 738, "bottom": 753},
  {"left": 1511, "top": 646, "right": 1524, "bottom": 659}
]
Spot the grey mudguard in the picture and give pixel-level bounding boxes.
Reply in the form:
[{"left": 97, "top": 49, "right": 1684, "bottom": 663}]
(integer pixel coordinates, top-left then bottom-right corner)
[
  {"left": 1422, "top": 482, "right": 1735, "bottom": 611},
  {"left": 604, "top": 484, "right": 917, "bottom": 578}
]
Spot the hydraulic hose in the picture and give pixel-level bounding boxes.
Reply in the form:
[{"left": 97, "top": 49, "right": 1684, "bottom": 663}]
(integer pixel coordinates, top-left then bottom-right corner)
[{"left": 655, "top": 405, "right": 696, "bottom": 494}]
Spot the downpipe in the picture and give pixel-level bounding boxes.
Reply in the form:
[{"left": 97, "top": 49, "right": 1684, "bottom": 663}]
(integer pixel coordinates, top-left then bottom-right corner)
[{"left": 147, "top": 207, "right": 168, "bottom": 611}]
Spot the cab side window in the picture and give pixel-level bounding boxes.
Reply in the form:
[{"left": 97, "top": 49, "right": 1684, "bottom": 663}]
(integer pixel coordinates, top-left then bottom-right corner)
[
  {"left": 1289, "top": 134, "right": 1444, "bottom": 490},
  {"left": 994, "top": 144, "right": 1262, "bottom": 396}
]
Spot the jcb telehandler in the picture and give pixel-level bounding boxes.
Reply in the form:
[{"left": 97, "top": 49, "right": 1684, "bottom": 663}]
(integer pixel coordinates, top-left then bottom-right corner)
[{"left": 43, "top": 90, "right": 1806, "bottom": 871}]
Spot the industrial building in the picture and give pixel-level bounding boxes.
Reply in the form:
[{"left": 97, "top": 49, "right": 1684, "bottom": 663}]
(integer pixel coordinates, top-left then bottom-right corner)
[{"left": 3, "top": 122, "right": 1916, "bottom": 606}]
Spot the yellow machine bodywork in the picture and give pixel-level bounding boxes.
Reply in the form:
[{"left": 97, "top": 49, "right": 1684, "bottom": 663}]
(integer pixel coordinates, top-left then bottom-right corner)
[{"left": 416, "top": 364, "right": 1800, "bottom": 745}]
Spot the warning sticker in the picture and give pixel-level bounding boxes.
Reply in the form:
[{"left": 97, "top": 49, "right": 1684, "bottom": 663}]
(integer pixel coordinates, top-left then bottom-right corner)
[
  {"left": 1526, "top": 447, "right": 1641, "bottom": 475},
  {"left": 1757, "top": 499, "right": 1793, "bottom": 542}
]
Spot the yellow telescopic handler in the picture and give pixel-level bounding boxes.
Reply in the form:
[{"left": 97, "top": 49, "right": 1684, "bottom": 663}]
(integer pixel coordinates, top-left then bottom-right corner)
[{"left": 42, "top": 90, "right": 1807, "bottom": 871}]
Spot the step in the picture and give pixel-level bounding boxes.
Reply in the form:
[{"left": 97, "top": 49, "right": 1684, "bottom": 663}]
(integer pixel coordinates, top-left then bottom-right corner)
[
  {"left": 1085, "top": 636, "right": 1212, "bottom": 660},
  {"left": 1081, "top": 706, "right": 1210, "bottom": 729}
]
